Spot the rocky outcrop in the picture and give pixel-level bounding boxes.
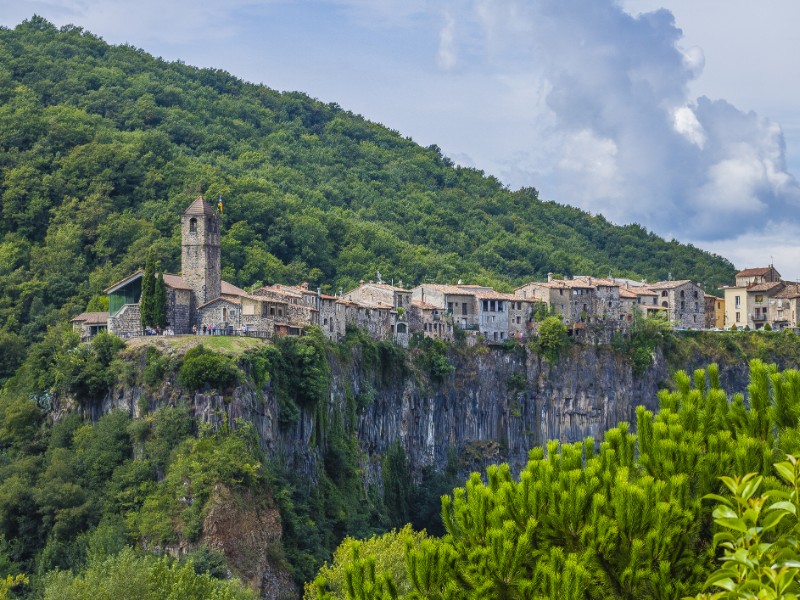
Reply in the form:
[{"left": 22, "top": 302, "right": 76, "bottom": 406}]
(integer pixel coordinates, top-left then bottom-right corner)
[
  {"left": 203, "top": 485, "right": 295, "bottom": 600},
  {"left": 101, "top": 342, "right": 669, "bottom": 479}
]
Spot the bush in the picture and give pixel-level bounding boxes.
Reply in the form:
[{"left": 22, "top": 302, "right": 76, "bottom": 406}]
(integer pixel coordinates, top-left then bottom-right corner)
[
  {"left": 177, "top": 345, "right": 240, "bottom": 392},
  {"left": 532, "top": 316, "right": 569, "bottom": 361}
]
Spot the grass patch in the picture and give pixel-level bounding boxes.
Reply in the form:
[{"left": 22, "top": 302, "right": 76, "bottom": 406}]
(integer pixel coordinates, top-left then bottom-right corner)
[{"left": 125, "top": 335, "right": 264, "bottom": 356}]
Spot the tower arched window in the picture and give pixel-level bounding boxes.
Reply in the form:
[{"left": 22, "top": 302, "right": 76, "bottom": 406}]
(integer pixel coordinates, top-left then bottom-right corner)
[{"left": 189, "top": 218, "right": 197, "bottom": 233}]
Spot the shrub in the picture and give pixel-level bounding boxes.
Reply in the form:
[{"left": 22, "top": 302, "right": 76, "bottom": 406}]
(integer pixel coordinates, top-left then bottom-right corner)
[
  {"left": 177, "top": 345, "right": 240, "bottom": 392},
  {"left": 533, "top": 316, "right": 569, "bottom": 361}
]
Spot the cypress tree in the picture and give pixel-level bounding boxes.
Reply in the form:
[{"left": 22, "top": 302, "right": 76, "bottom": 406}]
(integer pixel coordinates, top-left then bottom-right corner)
[
  {"left": 153, "top": 267, "right": 167, "bottom": 329},
  {"left": 140, "top": 248, "right": 156, "bottom": 329}
]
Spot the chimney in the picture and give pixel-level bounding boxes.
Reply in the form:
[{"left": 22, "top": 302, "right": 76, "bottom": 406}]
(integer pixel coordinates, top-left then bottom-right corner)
[
  {"left": 547, "top": 272, "right": 553, "bottom": 283},
  {"left": 300, "top": 282, "right": 308, "bottom": 290}
]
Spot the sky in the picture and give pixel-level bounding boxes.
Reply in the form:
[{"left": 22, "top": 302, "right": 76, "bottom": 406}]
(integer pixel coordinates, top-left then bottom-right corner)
[{"left": 1, "top": 0, "right": 799, "bottom": 280}]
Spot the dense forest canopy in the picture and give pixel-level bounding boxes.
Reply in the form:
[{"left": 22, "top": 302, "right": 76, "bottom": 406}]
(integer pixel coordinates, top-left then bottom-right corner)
[{"left": 0, "top": 16, "right": 734, "bottom": 353}]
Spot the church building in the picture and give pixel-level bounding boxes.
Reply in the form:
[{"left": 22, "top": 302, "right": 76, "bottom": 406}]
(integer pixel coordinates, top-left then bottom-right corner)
[{"left": 105, "top": 197, "right": 245, "bottom": 337}]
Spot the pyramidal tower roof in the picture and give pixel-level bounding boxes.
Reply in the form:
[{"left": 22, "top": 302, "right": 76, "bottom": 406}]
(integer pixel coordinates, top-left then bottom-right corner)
[{"left": 183, "top": 196, "right": 216, "bottom": 216}]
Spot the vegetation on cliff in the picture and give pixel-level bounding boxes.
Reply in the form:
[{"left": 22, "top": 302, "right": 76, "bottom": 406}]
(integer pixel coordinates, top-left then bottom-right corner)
[{"left": 309, "top": 360, "right": 800, "bottom": 599}]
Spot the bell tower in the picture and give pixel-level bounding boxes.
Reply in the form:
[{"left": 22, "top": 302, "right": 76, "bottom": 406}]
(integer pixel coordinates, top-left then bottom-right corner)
[{"left": 181, "top": 197, "right": 221, "bottom": 308}]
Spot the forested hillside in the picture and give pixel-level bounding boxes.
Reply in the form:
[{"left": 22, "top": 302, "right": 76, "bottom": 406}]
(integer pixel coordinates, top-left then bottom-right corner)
[{"left": 0, "top": 17, "right": 734, "bottom": 354}]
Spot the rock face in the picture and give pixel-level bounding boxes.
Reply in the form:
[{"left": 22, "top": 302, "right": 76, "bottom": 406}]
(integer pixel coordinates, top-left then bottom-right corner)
[
  {"left": 102, "top": 343, "right": 668, "bottom": 479},
  {"left": 203, "top": 485, "right": 296, "bottom": 600}
]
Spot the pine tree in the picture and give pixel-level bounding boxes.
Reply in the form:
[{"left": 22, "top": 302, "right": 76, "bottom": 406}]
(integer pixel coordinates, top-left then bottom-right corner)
[
  {"left": 139, "top": 248, "right": 156, "bottom": 329},
  {"left": 153, "top": 266, "right": 167, "bottom": 329}
]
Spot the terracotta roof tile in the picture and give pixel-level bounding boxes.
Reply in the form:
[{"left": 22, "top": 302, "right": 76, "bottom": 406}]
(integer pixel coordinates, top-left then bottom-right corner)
[
  {"left": 162, "top": 273, "right": 193, "bottom": 291},
  {"left": 736, "top": 267, "right": 773, "bottom": 277},
  {"left": 221, "top": 280, "right": 247, "bottom": 296},
  {"left": 747, "top": 281, "right": 784, "bottom": 293},
  {"left": 647, "top": 280, "right": 694, "bottom": 289},
  {"left": 71, "top": 312, "right": 109, "bottom": 324}
]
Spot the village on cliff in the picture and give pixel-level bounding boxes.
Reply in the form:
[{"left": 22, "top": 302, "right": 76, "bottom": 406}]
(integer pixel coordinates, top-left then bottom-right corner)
[{"left": 71, "top": 198, "right": 800, "bottom": 346}]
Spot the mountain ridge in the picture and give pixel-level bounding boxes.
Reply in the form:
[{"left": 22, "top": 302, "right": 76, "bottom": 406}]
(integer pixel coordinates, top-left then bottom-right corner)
[{"left": 0, "top": 16, "right": 735, "bottom": 348}]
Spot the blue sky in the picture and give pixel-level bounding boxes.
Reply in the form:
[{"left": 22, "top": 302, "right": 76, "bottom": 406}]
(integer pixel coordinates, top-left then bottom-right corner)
[{"left": 1, "top": 0, "right": 799, "bottom": 279}]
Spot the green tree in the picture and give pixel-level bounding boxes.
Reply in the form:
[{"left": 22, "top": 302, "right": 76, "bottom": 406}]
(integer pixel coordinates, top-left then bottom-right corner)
[
  {"left": 139, "top": 248, "right": 156, "bottom": 329},
  {"left": 153, "top": 268, "right": 167, "bottom": 329},
  {"left": 533, "top": 316, "right": 569, "bottom": 361}
]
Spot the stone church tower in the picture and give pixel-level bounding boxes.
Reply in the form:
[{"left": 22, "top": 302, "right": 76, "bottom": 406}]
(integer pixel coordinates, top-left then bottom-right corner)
[{"left": 181, "top": 197, "right": 221, "bottom": 309}]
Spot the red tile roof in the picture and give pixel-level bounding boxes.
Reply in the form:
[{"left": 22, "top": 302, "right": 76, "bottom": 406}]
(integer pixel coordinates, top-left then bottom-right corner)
[
  {"left": 71, "top": 312, "right": 109, "bottom": 324},
  {"left": 736, "top": 267, "right": 773, "bottom": 277}
]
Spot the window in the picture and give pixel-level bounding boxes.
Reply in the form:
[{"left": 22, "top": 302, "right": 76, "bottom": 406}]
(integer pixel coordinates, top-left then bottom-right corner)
[
  {"left": 693, "top": 291, "right": 698, "bottom": 299},
  {"left": 695, "top": 302, "right": 698, "bottom": 311},
  {"left": 483, "top": 300, "right": 489, "bottom": 311},
  {"left": 662, "top": 291, "right": 668, "bottom": 297},
  {"left": 736, "top": 312, "right": 741, "bottom": 322},
  {"left": 559, "top": 289, "right": 563, "bottom": 295},
  {"left": 735, "top": 295, "right": 741, "bottom": 308},
  {"left": 278, "top": 308, "right": 284, "bottom": 317},
  {"left": 680, "top": 290, "right": 685, "bottom": 298},
  {"left": 516, "top": 316, "right": 521, "bottom": 324},
  {"left": 755, "top": 295, "right": 764, "bottom": 303},
  {"left": 189, "top": 218, "right": 197, "bottom": 233},
  {"left": 681, "top": 301, "right": 685, "bottom": 309},
  {"left": 270, "top": 306, "right": 275, "bottom": 316},
  {"left": 462, "top": 302, "right": 468, "bottom": 315},
  {"left": 448, "top": 302, "right": 453, "bottom": 313},
  {"left": 323, "top": 318, "right": 328, "bottom": 325}
]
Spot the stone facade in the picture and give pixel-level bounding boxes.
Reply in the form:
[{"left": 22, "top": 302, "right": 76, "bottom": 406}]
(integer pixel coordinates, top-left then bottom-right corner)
[
  {"left": 507, "top": 299, "right": 534, "bottom": 340},
  {"left": 181, "top": 198, "right": 221, "bottom": 309},
  {"left": 647, "top": 280, "right": 705, "bottom": 328},
  {"left": 108, "top": 303, "right": 143, "bottom": 338},
  {"left": 166, "top": 287, "right": 193, "bottom": 333},
  {"left": 197, "top": 297, "right": 241, "bottom": 334}
]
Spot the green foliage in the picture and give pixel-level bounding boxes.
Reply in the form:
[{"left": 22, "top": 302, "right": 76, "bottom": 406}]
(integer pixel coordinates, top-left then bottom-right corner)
[
  {"left": 411, "top": 337, "right": 454, "bottom": 381},
  {"left": 532, "top": 315, "right": 569, "bottom": 361},
  {"left": 316, "top": 360, "right": 800, "bottom": 600},
  {"left": 244, "top": 333, "right": 329, "bottom": 426},
  {"left": 693, "top": 455, "right": 800, "bottom": 599},
  {"left": 177, "top": 344, "right": 241, "bottom": 392},
  {"left": 153, "top": 270, "right": 167, "bottom": 329},
  {"left": 381, "top": 442, "right": 414, "bottom": 528},
  {"left": 0, "top": 18, "right": 734, "bottom": 353},
  {"left": 42, "top": 546, "right": 254, "bottom": 599},
  {"left": 140, "top": 249, "right": 156, "bottom": 330},
  {"left": 612, "top": 311, "right": 673, "bottom": 375},
  {"left": 306, "top": 526, "right": 428, "bottom": 600}
]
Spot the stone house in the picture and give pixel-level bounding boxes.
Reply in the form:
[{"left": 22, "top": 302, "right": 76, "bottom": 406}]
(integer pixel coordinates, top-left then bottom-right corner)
[
  {"left": 507, "top": 298, "right": 535, "bottom": 340},
  {"left": 473, "top": 290, "right": 514, "bottom": 342},
  {"left": 409, "top": 300, "right": 451, "bottom": 340},
  {"left": 343, "top": 282, "right": 412, "bottom": 345},
  {"left": 251, "top": 284, "right": 318, "bottom": 329},
  {"left": 770, "top": 284, "right": 800, "bottom": 329},
  {"left": 646, "top": 280, "right": 705, "bottom": 328},
  {"left": 318, "top": 294, "right": 343, "bottom": 342},
  {"left": 515, "top": 277, "right": 595, "bottom": 326},
  {"left": 411, "top": 284, "right": 484, "bottom": 331},
  {"left": 338, "top": 298, "right": 394, "bottom": 341},
  {"left": 71, "top": 312, "right": 109, "bottom": 341}
]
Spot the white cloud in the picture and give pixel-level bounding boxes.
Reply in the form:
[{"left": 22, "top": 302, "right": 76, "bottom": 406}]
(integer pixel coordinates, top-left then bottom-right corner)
[
  {"left": 437, "top": 10, "right": 457, "bottom": 70},
  {"left": 673, "top": 105, "right": 706, "bottom": 148}
]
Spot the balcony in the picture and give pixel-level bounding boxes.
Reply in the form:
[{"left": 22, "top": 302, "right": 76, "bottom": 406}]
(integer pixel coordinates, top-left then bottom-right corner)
[{"left": 751, "top": 313, "right": 767, "bottom": 321}]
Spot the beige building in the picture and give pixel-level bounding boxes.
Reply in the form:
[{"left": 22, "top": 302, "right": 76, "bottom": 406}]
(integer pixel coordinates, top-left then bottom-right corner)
[{"left": 722, "top": 267, "right": 783, "bottom": 330}]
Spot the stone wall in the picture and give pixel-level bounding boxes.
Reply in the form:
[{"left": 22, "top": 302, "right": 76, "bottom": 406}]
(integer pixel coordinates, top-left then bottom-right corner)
[
  {"left": 108, "top": 304, "right": 142, "bottom": 338},
  {"left": 198, "top": 299, "right": 241, "bottom": 333},
  {"left": 167, "top": 288, "right": 193, "bottom": 333}
]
